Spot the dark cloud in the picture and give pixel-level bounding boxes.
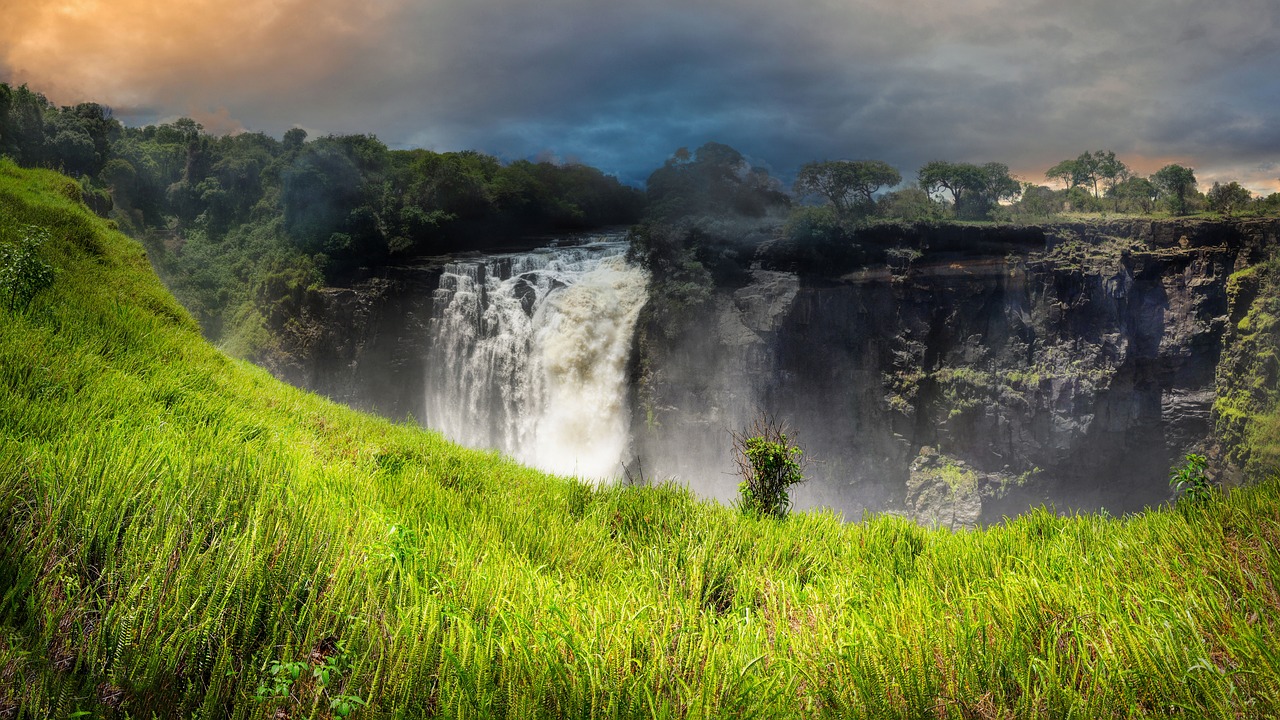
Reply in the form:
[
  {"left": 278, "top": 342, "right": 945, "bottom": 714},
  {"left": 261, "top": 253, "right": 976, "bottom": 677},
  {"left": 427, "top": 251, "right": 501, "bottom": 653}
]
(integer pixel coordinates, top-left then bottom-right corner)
[{"left": 3, "top": 0, "right": 1278, "bottom": 191}]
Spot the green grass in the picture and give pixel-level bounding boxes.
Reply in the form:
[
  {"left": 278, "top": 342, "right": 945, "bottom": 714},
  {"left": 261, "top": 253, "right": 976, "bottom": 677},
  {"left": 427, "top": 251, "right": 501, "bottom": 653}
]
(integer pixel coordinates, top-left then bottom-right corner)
[{"left": 2, "top": 157, "right": 1280, "bottom": 718}]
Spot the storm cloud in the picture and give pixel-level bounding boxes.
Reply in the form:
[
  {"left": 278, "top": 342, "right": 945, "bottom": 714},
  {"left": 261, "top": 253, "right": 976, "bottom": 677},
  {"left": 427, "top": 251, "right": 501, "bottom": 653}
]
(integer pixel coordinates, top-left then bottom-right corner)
[{"left": 3, "top": 0, "right": 1278, "bottom": 190}]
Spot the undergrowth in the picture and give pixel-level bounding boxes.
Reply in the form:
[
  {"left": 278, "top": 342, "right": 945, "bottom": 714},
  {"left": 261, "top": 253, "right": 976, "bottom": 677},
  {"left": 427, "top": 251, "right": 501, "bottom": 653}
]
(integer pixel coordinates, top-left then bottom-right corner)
[{"left": 1, "top": 157, "right": 1279, "bottom": 717}]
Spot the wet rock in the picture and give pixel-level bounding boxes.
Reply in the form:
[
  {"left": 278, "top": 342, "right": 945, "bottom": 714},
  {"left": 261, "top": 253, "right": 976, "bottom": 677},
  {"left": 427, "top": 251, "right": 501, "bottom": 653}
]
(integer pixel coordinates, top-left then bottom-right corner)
[
  {"left": 731, "top": 270, "right": 799, "bottom": 333},
  {"left": 906, "top": 449, "right": 984, "bottom": 531},
  {"left": 635, "top": 218, "right": 1278, "bottom": 518}
]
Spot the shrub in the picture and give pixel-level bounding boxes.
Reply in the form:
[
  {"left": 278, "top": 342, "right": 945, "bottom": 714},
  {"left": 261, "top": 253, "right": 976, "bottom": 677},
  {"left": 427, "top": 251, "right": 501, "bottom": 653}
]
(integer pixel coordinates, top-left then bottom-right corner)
[
  {"left": 1169, "top": 453, "right": 1212, "bottom": 504},
  {"left": 0, "top": 224, "right": 55, "bottom": 311},
  {"left": 732, "top": 413, "right": 806, "bottom": 518}
]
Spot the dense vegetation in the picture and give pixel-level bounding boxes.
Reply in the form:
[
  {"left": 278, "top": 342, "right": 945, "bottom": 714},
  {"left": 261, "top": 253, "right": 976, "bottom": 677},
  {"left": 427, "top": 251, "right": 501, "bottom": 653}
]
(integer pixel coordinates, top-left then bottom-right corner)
[
  {"left": 5, "top": 82, "right": 1280, "bottom": 360},
  {"left": 4, "top": 144, "right": 1280, "bottom": 718},
  {"left": 0, "top": 83, "right": 644, "bottom": 345}
]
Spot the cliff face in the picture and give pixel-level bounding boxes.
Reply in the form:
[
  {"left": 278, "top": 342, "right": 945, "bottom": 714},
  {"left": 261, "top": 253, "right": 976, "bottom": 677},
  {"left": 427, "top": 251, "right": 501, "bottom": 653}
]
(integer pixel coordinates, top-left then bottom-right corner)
[
  {"left": 253, "top": 264, "right": 442, "bottom": 421},
  {"left": 632, "top": 219, "right": 1278, "bottom": 525},
  {"left": 249, "top": 219, "right": 1277, "bottom": 525}
]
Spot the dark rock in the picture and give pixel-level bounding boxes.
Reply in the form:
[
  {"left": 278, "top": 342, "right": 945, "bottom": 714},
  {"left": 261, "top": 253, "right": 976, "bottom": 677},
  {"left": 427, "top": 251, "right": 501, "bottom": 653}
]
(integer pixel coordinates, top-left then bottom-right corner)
[
  {"left": 633, "top": 218, "right": 1278, "bottom": 520},
  {"left": 250, "top": 218, "right": 1279, "bottom": 523}
]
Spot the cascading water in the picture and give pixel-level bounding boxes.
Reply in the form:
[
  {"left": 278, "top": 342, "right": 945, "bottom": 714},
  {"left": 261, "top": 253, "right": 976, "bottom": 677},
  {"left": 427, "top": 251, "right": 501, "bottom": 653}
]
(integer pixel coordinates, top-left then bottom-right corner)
[{"left": 423, "top": 235, "right": 649, "bottom": 480}]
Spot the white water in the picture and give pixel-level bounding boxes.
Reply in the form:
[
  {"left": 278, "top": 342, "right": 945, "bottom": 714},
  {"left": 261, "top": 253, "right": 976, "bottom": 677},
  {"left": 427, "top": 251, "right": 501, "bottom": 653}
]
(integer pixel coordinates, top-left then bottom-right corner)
[{"left": 423, "top": 236, "right": 649, "bottom": 480}]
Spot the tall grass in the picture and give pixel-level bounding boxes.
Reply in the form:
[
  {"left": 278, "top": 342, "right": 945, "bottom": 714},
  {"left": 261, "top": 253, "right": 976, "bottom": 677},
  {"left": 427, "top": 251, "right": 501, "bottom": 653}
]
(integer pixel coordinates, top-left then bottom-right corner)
[{"left": 1, "top": 157, "right": 1278, "bottom": 718}]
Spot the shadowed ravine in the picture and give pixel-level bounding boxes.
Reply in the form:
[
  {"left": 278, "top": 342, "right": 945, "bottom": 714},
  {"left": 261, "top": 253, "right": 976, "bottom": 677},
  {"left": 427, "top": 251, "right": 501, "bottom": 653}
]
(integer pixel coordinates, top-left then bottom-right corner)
[{"left": 257, "top": 220, "right": 1277, "bottom": 525}]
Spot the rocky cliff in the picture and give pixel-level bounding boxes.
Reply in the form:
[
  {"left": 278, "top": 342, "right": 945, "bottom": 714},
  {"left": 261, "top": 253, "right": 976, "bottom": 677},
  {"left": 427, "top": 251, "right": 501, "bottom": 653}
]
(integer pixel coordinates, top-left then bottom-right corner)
[
  {"left": 253, "top": 264, "right": 442, "bottom": 421},
  {"left": 631, "top": 219, "right": 1278, "bottom": 526},
  {"left": 250, "top": 219, "right": 1278, "bottom": 526}
]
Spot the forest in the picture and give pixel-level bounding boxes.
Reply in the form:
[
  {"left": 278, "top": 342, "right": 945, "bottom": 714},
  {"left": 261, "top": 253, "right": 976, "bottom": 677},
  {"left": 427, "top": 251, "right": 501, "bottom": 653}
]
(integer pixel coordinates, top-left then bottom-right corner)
[{"left": 0, "top": 83, "right": 646, "bottom": 340}]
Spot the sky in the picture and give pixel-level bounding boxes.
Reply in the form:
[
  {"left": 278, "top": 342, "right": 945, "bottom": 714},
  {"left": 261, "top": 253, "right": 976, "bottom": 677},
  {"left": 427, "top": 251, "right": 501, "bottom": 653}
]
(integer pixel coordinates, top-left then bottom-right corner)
[{"left": 2, "top": 0, "right": 1278, "bottom": 192}]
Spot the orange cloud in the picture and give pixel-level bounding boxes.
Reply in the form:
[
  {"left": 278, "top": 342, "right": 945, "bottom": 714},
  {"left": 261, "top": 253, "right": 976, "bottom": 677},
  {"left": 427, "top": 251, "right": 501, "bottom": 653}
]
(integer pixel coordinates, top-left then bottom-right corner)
[{"left": 0, "top": 0, "right": 405, "bottom": 110}]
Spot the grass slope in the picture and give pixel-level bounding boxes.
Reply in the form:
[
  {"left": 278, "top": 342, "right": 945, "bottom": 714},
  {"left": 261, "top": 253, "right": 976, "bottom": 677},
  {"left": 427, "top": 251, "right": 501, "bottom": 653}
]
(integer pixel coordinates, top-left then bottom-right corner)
[{"left": 1, "top": 158, "right": 1279, "bottom": 718}]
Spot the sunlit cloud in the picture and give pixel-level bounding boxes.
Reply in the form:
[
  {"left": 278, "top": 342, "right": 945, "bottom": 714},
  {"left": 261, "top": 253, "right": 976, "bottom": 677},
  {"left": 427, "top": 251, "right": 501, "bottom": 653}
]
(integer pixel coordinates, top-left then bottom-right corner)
[{"left": 2, "top": 0, "right": 1277, "bottom": 186}]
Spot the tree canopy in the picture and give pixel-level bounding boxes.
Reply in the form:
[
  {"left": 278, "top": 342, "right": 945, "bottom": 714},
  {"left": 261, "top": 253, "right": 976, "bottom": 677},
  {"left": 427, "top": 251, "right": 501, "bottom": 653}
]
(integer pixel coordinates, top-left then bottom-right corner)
[
  {"left": 1151, "top": 164, "right": 1198, "bottom": 216},
  {"left": 0, "top": 81, "right": 645, "bottom": 343},
  {"left": 1045, "top": 150, "right": 1129, "bottom": 204},
  {"left": 793, "top": 160, "right": 900, "bottom": 220},
  {"left": 1206, "top": 181, "right": 1252, "bottom": 216},
  {"left": 645, "top": 142, "right": 789, "bottom": 221},
  {"left": 918, "top": 161, "right": 1020, "bottom": 220}
]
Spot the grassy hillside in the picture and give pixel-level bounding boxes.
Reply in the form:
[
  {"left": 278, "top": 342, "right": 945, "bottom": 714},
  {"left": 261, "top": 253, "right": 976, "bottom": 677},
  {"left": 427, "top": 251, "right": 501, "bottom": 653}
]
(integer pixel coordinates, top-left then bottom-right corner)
[{"left": 1, "top": 157, "right": 1279, "bottom": 718}]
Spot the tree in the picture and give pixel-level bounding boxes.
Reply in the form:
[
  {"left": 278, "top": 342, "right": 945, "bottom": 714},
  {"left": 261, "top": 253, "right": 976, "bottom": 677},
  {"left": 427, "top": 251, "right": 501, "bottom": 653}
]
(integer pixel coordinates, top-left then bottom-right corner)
[
  {"left": 1094, "top": 151, "right": 1130, "bottom": 203},
  {"left": 645, "top": 142, "right": 788, "bottom": 221},
  {"left": 0, "top": 85, "right": 53, "bottom": 166},
  {"left": 793, "top": 159, "right": 900, "bottom": 220},
  {"left": 1047, "top": 151, "right": 1128, "bottom": 205},
  {"left": 919, "top": 160, "right": 1019, "bottom": 220},
  {"left": 1045, "top": 157, "right": 1088, "bottom": 192},
  {"left": 974, "top": 162, "right": 1021, "bottom": 206},
  {"left": 1151, "top": 164, "right": 1197, "bottom": 216},
  {"left": 281, "top": 140, "right": 366, "bottom": 254},
  {"left": 1113, "top": 176, "right": 1158, "bottom": 214},
  {"left": 1075, "top": 152, "right": 1103, "bottom": 198},
  {"left": 282, "top": 128, "right": 308, "bottom": 152},
  {"left": 1014, "top": 183, "right": 1060, "bottom": 218},
  {"left": 1045, "top": 152, "right": 1103, "bottom": 197},
  {"left": 1206, "top": 181, "right": 1252, "bottom": 216},
  {"left": 1045, "top": 152, "right": 1102, "bottom": 197},
  {"left": 877, "top": 186, "right": 943, "bottom": 222},
  {"left": 919, "top": 160, "right": 980, "bottom": 208}
]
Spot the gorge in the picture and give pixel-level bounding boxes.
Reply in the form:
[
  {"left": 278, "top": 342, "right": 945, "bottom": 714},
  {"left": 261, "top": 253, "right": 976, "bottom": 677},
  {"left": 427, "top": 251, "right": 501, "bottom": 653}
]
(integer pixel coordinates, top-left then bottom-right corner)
[{"left": 254, "top": 219, "right": 1278, "bottom": 527}]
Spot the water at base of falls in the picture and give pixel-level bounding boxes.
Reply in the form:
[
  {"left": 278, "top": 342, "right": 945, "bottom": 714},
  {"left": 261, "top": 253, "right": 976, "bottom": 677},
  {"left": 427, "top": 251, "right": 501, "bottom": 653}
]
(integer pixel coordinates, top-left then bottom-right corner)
[{"left": 423, "top": 235, "right": 649, "bottom": 481}]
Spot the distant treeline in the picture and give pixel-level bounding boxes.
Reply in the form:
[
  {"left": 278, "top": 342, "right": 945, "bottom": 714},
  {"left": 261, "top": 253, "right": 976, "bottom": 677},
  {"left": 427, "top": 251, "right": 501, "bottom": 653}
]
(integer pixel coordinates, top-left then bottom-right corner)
[
  {"left": 641, "top": 144, "right": 1280, "bottom": 230},
  {"left": 0, "top": 83, "right": 644, "bottom": 341},
  {"left": 629, "top": 143, "right": 1280, "bottom": 345},
  {"left": 4, "top": 82, "right": 1279, "bottom": 345}
]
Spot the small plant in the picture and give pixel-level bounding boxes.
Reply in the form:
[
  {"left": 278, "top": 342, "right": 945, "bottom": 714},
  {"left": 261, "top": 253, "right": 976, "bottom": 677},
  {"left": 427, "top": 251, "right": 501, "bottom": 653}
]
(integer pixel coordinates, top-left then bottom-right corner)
[
  {"left": 886, "top": 246, "right": 923, "bottom": 274},
  {"left": 254, "top": 659, "right": 307, "bottom": 701},
  {"left": 313, "top": 640, "right": 352, "bottom": 687},
  {"left": 255, "top": 645, "right": 365, "bottom": 717},
  {"left": 330, "top": 694, "right": 368, "bottom": 718},
  {"left": 732, "top": 413, "right": 806, "bottom": 518},
  {"left": 1170, "top": 453, "right": 1212, "bottom": 504},
  {"left": 0, "top": 225, "right": 55, "bottom": 312}
]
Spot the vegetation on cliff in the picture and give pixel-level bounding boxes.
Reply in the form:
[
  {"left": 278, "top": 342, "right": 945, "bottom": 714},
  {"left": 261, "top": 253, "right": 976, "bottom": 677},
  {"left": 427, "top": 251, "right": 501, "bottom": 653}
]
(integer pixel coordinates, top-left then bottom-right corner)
[
  {"left": 1215, "top": 254, "right": 1280, "bottom": 479},
  {"left": 4, "top": 156, "right": 1280, "bottom": 717}
]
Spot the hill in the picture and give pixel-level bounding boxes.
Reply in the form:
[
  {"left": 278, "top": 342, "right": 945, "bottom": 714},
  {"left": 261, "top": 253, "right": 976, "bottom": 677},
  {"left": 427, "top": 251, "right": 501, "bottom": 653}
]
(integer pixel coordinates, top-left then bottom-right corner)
[{"left": 2, "top": 158, "right": 1279, "bottom": 717}]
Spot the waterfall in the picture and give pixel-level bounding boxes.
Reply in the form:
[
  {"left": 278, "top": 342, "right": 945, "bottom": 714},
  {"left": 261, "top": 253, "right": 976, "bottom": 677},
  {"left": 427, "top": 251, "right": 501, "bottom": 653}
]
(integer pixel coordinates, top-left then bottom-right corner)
[{"left": 423, "top": 235, "right": 649, "bottom": 480}]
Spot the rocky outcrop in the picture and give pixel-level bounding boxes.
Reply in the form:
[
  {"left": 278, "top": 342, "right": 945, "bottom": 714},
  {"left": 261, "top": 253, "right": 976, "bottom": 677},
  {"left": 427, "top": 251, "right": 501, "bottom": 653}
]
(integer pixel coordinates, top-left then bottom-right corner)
[
  {"left": 632, "top": 219, "right": 1278, "bottom": 521},
  {"left": 255, "top": 265, "right": 442, "bottom": 420},
  {"left": 906, "top": 448, "right": 1003, "bottom": 531}
]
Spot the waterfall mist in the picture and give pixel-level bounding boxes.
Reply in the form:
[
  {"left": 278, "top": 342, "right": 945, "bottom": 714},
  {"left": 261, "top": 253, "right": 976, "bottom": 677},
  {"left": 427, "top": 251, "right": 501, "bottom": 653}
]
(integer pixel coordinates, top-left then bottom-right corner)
[{"left": 423, "top": 236, "right": 648, "bottom": 480}]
